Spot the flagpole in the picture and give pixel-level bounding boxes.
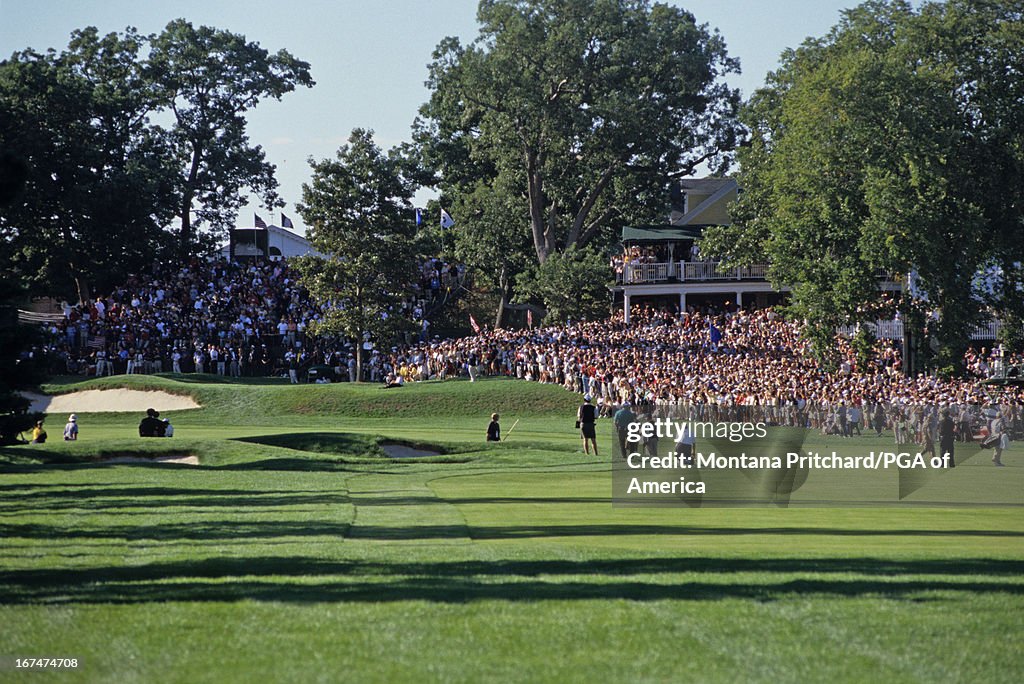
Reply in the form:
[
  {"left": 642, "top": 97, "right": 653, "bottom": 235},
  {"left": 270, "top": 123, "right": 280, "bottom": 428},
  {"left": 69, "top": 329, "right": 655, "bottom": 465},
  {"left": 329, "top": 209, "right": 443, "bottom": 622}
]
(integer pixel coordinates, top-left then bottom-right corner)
[{"left": 503, "top": 418, "right": 520, "bottom": 441}]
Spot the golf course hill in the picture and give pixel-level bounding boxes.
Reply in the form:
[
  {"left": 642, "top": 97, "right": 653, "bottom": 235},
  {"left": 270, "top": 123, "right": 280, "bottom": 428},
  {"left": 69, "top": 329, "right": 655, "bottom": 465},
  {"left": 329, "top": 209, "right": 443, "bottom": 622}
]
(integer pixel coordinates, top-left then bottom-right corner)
[
  {"left": 33, "top": 373, "right": 580, "bottom": 421},
  {"left": 3, "top": 375, "right": 587, "bottom": 468}
]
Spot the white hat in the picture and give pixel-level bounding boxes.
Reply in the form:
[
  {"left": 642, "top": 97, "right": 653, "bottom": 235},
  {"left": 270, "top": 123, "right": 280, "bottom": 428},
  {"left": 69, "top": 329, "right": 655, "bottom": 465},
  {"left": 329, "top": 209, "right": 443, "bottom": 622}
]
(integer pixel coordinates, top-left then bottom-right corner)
[
  {"left": 583, "top": 395, "right": 592, "bottom": 402},
  {"left": 69, "top": 414, "right": 77, "bottom": 422}
]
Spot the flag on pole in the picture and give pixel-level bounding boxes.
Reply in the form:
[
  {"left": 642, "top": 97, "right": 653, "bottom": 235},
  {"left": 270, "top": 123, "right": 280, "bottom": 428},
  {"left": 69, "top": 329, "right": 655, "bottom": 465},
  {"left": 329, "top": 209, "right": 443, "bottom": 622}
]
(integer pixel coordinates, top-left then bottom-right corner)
[
  {"left": 281, "top": 213, "right": 294, "bottom": 229},
  {"left": 440, "top": 208, "right": 455, "bottom": 229},
  {"left": 415, "top": 208, "right": 426, "bottom": 226},
  {"left": 469, "top": 314, "right": 481, "bottom": 334},
  {"left": 254, "top": 214, "right": 267, "bottom": 229}
]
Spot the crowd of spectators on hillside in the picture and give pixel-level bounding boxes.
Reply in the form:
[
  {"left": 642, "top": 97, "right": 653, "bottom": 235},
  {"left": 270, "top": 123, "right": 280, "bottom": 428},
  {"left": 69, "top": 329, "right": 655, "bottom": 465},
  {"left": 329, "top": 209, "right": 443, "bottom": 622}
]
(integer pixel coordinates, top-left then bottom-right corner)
[
  {"left": 392, "top": 305, "right": 1024, "bottom": 442},
  {"left": 42, "top": 256, "right": 465, "bottom": 381},
  {"left": 37, "top": 255, "right": 1024, "bottom": 444}
]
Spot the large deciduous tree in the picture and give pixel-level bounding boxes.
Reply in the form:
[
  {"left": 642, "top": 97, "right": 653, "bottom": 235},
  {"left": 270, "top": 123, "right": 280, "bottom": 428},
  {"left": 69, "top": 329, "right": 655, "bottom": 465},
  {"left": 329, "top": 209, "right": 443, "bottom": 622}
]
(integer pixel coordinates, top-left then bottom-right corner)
[
  {"left": 296, "top": 129, "right": 419, "bottom": 380},
  {"left": 0, "top": 28, "right": 178, "bottom": 301},
  {"left": 416, "top": 0, "right": 742, "bottom": 297},
  {"left": 1, "top": 22, "right": 315, "bottom": 299},
  {"left": 702, "top": 0, "right": 1024, "bottom": 370},
  {"left": 146, "top": 20, "right": 314, "bottom": 255},
  {"left": 0, "top": 146, "right": 44, "bottom": 444}
]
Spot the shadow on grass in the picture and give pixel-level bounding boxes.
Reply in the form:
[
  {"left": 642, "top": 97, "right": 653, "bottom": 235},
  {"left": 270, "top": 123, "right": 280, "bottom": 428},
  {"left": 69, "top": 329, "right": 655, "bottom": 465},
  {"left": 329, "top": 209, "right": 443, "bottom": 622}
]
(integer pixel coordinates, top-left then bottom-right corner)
[
  {"left": 0, "top": 520, "right": 352, "bottom": 541},
  {"left": 235, "top": 432, "right": 380, "bottom": 455},
  {"left": 0, "top": 454, "right": 356, "bottom": 473},
  {"left": 3, "top": 520, "right": 1022, "bottom": 543},
  {"left": 0, "top": 556, "right": 1022, "bottom": 605},
  {"left": 233, "top": 432, "right": 484, "bottom": 460},
  {"left": 0, "top": 486, "right": 349, "bottom": 513},
  {"left": 347, "top": 496, "right": 614, "bottom": 506}
]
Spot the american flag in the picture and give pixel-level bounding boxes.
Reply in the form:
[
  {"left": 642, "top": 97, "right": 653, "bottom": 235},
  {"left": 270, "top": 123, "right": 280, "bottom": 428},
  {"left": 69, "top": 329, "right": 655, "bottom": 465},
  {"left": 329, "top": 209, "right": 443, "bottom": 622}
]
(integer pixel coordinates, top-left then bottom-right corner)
[
  {"left": 86, "top": 335, "right": 106, "bottom": 350},
  {"left": 254, "top": 214, "right": 268, "bottom": 228},
  {"left": 281, "top": 213, "right": 294, "bottom": 229},
  {"left": 469, "top": 314, "right": 481, "bottom": 334}
]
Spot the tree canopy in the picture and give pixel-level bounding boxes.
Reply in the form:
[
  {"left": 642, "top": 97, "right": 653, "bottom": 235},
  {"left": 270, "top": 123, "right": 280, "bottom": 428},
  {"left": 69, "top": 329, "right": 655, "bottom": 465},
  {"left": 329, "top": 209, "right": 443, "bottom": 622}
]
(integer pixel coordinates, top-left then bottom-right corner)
[
  {"left": 295, "top": 129, "right": 420, "bottom": 379},
  {"left": 702, "top": 0, "right": 1024, "bottom": 369},
  {"left": 0, "top": 28, "right": 178, "bottom": 301},
  {"left": 0, "top": 22, "right": 313, "bottom": 301},
  {"left": 147, "top": 20, "right": 314, "bottom": 255},
  {"left": 415, "top": 0, "right": 742, "bottom": 319}
]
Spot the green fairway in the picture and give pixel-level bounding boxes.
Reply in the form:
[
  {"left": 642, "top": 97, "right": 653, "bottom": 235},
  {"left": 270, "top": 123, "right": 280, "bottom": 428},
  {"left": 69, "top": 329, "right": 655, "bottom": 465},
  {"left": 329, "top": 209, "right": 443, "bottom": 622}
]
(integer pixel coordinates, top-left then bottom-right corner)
[{"left": 2, "top": 376, "right": 1023, "bottom": 683}]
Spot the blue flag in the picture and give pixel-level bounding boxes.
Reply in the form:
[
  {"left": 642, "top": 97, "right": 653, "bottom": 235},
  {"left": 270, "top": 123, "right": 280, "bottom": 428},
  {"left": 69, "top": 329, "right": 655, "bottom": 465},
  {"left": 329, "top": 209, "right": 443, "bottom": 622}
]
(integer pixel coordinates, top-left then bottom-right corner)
[
  {"left": 709, "top": 322, "right": 722, "bottom": 345},
  {"left": 415, "top": 208, "right": 426, "bottom": 226}
]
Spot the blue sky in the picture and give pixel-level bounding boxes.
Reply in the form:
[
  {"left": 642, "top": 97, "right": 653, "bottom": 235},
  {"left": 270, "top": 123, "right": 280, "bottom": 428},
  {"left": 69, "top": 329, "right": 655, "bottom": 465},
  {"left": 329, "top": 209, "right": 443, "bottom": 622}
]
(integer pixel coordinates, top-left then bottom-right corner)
[{"left": 2, "top": 0, "right": 874, "bottom": 233}]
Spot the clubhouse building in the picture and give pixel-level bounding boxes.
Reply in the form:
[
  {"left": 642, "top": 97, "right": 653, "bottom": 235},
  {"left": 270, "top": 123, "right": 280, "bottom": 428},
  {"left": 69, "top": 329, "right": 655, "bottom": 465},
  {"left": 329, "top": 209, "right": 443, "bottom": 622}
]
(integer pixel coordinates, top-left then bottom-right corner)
[{"left": 612, "top": 178, "right": 904, "bottom": 324}]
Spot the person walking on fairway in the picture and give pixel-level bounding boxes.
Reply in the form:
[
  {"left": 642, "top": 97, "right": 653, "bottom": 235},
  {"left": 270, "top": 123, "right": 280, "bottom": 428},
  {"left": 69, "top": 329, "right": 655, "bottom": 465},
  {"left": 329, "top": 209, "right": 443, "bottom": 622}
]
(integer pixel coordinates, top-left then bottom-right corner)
[
  {"left": 577, "top": 395, "right": 598, "bottom": 455},
  {"left": 613, "top": 402, "right": 636, "bottom": 459},
  {"left": 938, "top": 408, "right": 956, "bottom": 468},
  {"left": 486, "top": 413, "right": 501, "bottom": 442},
  {"left": 989, "top": 411, "right": 1008, "bottom": 466}
]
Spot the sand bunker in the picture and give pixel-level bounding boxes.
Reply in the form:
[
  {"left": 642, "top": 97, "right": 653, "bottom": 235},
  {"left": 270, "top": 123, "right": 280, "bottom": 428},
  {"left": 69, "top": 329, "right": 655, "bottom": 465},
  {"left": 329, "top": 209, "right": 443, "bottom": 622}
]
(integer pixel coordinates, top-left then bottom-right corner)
[
  {"left": 23, "top": 389, "right": 201, "bottom": 414},
  {"left": 102, "top": 454, "right": 199, "bottom": 466},
  {"left": 380, "top": 442, "right": 441, "bottom": 458}
]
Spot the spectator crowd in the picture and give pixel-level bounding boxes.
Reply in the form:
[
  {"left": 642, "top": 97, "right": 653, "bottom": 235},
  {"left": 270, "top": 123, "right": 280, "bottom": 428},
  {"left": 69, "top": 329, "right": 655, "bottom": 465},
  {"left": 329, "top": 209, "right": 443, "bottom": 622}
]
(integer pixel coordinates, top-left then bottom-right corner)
[
  {"left": 44, "top": 256, "right": 464, "bottom": 382},
  {"left": 37, "top": 256, "right": 1024, "bottom": 446}
]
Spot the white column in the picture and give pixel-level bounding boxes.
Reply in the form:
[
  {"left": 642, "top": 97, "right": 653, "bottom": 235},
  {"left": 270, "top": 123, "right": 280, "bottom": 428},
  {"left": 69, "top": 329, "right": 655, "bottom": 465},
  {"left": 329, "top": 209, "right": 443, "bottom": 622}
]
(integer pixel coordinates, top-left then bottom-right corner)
[
  {"left": 679, "top": 292, "right": 686, "bottom": 314},
  {"left": 736, "top": 292, "right": 743, "bottom": 307},
  {"left": 624, "top": 292, "right": 632, "bottom": 324}
]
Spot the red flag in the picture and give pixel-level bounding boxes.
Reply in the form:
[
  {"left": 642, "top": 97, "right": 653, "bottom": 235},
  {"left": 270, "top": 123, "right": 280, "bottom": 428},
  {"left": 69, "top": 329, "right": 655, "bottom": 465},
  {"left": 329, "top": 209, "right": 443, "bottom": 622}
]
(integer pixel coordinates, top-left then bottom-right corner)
[{"left": 469, "top": 314, "right": 481, "bottom": 334}]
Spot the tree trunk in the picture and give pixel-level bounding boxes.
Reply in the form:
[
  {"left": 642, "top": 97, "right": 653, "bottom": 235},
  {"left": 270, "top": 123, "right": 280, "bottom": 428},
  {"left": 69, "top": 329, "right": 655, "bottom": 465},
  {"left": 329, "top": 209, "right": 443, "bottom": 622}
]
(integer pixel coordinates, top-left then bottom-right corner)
[
  {"left": 59, "top": 224, "right": 90, "bottom": 303},
  {"left": 179, "top": 142, "right": 203, "bottom": 256},
  {"left": 494, "top": 266, "right": 509, "bottom": 329},
  {"left": 179, "top": 193, "right": 193, "bottom": 257},
  {"left": 355, "top": 337, "right": 363, "bottom": 384},
  {"left": 73, "top": 273, "right": 91, "bottom": 305},
  {"left": 526, "top": 153, "right": 550, "bottom": 264},
  {"left": 354, "top": 286, "right": 363, "bottom": 382}
]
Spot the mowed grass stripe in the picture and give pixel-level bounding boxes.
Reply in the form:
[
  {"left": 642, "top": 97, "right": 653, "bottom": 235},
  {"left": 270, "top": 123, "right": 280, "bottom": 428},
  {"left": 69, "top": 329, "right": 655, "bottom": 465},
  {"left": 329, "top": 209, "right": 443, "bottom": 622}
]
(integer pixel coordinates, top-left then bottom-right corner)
[{"left": 346, "top": 473, "right": 472, "bottom": 545}]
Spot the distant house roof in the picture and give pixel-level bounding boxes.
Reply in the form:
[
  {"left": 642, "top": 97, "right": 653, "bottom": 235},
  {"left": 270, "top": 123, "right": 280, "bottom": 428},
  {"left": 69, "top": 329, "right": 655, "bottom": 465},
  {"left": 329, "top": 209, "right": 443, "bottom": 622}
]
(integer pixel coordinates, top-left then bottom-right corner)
[
  {"left": 677, "top": 178, "right": 736, "bottom": 194},
  {"left": 670, "top": 177, "right": 738, "bottom": 227},
  {"left": 621, "top": 226, "right": 704, "bottom": 243}
]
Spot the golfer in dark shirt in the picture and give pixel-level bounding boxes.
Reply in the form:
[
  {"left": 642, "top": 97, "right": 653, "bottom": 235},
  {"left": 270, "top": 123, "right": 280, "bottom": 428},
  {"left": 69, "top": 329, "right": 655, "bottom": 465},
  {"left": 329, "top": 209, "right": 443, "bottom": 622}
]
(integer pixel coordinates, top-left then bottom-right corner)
[
  {"left": 486, "top": 413, "right": 501, "bottom": 442},
  {"left": 139, "top": 408, "right": 166, "bottom": 437},
  {"left": 578, "top": 395, "right": 598, "bottom": 455},
  {"left": 938, "top": 409, "right": 955, "bottom": 468}
]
